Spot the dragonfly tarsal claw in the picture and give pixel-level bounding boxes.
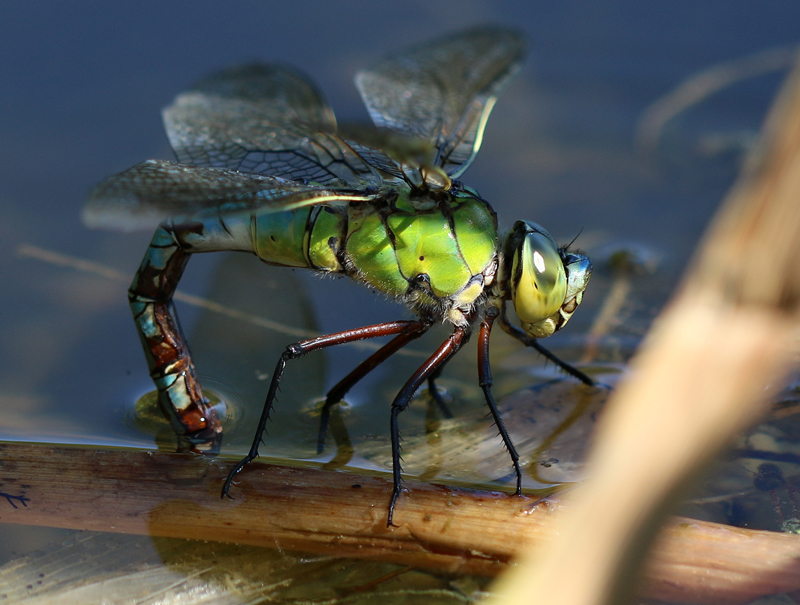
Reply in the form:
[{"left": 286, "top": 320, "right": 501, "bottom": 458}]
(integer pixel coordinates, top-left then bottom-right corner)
[
  {"left": 221, "top": 454, "right": 257, "bottom": 499},
  {"left": 387, "top": 484, "right": 407, "bottom": 528}
]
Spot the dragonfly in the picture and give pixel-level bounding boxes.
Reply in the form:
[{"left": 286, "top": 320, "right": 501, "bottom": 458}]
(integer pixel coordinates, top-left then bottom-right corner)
[{"left": 84, "top": 26, "right": 593, "bottom": 526}]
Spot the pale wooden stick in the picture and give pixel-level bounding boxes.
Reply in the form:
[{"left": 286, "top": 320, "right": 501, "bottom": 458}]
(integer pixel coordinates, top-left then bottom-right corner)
[
  {"left": 488, "top": 49, "right": 800, "bottom": 605},
  {"left": 1, "top": 442, "right": 800, "bottom": 603}
]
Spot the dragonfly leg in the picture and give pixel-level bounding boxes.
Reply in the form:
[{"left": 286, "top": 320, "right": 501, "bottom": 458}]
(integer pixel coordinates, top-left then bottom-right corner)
[
  {"left": 387, "top": 325, "right": 469, "bottom": 527},
  {"left": 424, "top": 333, "right": 472, "bottom": 420},
  {"left": 499, "top": 308, "right": 594, "bottom": 386},
  {"left": 222, "top": 320, "right": 429, "bottom": 498},
  {"left": 317, "top": 319, "right": 431, "bottom": 454},
  {"left": 129, "top": 225, "right": 222, "bottom": 451},
  {"left": 478, "top": 308, "right": 522, "bottom": 495}
]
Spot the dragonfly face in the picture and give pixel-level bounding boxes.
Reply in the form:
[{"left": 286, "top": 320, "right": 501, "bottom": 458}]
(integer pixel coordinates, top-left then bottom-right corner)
[
  {"left": 504, "top": 221, "right": 592, "bottom": 339},
  {"left": 84, "top": 27, "right": 595, "bottom": 526}
]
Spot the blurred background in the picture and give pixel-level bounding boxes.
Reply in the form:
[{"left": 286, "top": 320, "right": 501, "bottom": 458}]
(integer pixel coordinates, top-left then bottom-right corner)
[{"left": 2, "top": 0, "right": 800, "bottom": 574}]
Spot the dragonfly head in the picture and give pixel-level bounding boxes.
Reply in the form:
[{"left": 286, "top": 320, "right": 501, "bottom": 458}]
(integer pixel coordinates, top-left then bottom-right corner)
[{"left": 504, "top": 221, "right": 592, "bottom": 338}]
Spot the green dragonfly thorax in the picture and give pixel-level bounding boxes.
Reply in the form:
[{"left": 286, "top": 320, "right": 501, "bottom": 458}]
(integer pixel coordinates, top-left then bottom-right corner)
[
  {"left": 344, "top": 188, "right": 498, "bottom": 326},
  {"left": 502, "top": 220, "right": 592, "bottom": 338}
]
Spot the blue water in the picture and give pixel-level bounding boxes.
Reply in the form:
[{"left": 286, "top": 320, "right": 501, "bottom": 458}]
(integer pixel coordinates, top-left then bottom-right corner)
[{"left": 0, "top": 0, "right": 797, "bottom": 451}]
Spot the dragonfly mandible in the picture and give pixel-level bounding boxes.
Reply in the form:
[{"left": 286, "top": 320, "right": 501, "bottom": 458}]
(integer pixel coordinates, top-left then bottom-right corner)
[{"left": 84, "top": 26, "right": 593, "bottom": 526}]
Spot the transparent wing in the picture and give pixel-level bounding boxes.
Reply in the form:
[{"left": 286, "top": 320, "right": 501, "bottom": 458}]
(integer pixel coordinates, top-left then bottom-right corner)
[
  {"left": 355, "top": 27, "right": 525, "bottom": 178},
  {"left": 337, "top": 124, "right": 437, "bottom": 182},
  {"left": 164, "top": 63, "right": 382, "bottom": 186},
  {"left": 83, "top": 160, "right": 377, "bottom": 231}
]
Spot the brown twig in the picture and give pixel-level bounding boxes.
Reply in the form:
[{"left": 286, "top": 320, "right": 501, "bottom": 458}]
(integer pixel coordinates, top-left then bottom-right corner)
[{"left": 1, "top": 442, "right": 800, "bottom": 603}]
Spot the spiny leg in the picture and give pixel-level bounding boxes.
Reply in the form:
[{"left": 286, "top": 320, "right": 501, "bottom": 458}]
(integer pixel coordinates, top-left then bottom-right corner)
[
  {"left": 499, "top": 308, "right": 594, "bottom": 386},
  {"left": 478, "top": 308, "right": 522, "bottom": 494},
  {"left": 129, "top": 225, "right": 222, "bottom": 452},
  {"left": 317, "top": 319, "right": 431, "bottom": 454},
  {"left": 222, "top": 320, "right": 427, "bottom": 498},
  {"left": 387, "top": 325, "right": 469, "bottom": 527}
]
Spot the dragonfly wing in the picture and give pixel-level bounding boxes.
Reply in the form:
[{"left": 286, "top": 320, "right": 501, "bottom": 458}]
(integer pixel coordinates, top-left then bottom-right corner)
[
  {"left": 355, "top": 27, "right": 525, "bottom": 178},
  {"left": 164, "top": 64, "right": 381, "bottom": 186},
  {"left": 83, "top": 160, "right": 377, "bottom": 231}
]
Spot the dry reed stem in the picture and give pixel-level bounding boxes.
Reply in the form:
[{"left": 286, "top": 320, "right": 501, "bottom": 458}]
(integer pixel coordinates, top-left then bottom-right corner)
[
  {"left": 635, "top": 45, "right": 797, "bottom": 151},
  {"left": 488, "top": 49, "right": 800, "bottom": 605}
]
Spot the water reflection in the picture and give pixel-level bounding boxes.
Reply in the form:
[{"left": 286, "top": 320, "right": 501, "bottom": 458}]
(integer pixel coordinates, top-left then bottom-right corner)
[{"left": 0, "top": 532, "right": 483, "bottom": 604}]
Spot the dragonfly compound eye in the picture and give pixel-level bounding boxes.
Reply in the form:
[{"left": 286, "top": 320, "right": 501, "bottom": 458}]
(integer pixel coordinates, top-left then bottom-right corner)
[{"left": 509, "top": 221, "right": 567, "bottom": 338}]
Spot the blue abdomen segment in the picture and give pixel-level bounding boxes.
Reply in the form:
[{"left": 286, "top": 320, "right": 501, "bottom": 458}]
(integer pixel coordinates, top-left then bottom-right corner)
[{"left": 129, "top": 225, "right": 219, "bottom": 444}]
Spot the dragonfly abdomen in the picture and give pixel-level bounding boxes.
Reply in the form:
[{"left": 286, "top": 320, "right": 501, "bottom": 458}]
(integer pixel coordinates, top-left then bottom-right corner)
[{"left": 252, "top": 205, "right": 347, "bottom": 272}]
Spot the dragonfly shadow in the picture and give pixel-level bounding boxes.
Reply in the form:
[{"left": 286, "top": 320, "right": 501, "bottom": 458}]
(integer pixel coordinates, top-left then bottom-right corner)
[{"left": 189, "top": 252, "right": 326, "bottom": 458}]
